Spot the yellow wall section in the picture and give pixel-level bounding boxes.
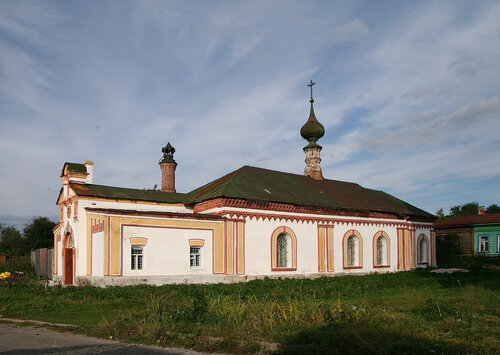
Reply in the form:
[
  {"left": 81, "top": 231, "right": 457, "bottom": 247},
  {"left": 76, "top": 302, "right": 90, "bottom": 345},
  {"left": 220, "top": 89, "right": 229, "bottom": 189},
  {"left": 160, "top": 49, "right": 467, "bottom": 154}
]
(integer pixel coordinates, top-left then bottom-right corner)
[
  {"left": 89, "top": 215, "right": 225, "bottom": 276},
  {"left": 326, "top": 227, "right": 334, "bottom": 272},
  {"left": 318, "top": 227, "right": 326, "bottom": 272},
  {"left": 397, "top": 228, "right": 404, "bottom": 270},
  {"left": 225, "top": 221, "right": 234, "bottom": 275},
  {"left": 236, "top": 221, "right": 245, "bottom": 275},
  {"left": 430, "top": 231, "right": 436, "bottom": 266}
]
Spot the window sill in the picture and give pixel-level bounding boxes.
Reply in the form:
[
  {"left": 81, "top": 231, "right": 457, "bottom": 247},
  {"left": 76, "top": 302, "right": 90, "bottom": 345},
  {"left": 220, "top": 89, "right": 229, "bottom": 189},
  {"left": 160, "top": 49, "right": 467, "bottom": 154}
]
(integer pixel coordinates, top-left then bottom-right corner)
[
  {"left": 417, "top": 262, "right": 429, "bottom": 265},
  {"left": 373, "top": 264, "right": 390, "bottom": 268},
  {"left": 271, "top": 267, "right": 297, "bottom": 272},
  {"left": 343, "top": 265, "right": 362, "bottom": 269}
]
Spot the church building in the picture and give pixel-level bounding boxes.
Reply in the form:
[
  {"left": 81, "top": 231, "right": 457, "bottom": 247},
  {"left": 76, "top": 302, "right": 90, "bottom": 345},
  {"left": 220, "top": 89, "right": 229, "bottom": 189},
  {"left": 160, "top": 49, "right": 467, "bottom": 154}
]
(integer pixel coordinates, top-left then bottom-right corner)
[{"left": 53, "top": 83, "right": 436, "bottom": 286}]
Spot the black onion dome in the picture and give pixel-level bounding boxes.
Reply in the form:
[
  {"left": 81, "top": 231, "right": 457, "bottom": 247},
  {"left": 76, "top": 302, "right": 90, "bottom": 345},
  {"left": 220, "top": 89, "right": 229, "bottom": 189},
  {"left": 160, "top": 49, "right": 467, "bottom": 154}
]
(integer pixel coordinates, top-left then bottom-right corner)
[{"left": 300, "top": 100, "right": 325, "bottom": 141}]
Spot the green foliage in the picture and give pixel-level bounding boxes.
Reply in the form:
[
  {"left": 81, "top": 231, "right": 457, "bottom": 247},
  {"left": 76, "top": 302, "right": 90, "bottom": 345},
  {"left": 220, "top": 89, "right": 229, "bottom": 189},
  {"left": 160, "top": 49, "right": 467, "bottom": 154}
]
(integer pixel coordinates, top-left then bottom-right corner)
[
  {"left": 436, "top": 202, "right": 500, "bottom": 221},
  {"left": 486, "top": 204, "right": 500, "bottom": 214},
  {"left": 1, "top": 267, "right": 499, "bottom": 353},
  {"left": 0, "top": 226, "right": 28, "bottom": 256},
  {"left": 23, "top": 217, "right": 57, "bottom": 250},
  {"left": 449, "top": 201, "right": 479, "bottom": 217},
  {"left": 436, "top": 233, "right": 463, "bottom": 266}
]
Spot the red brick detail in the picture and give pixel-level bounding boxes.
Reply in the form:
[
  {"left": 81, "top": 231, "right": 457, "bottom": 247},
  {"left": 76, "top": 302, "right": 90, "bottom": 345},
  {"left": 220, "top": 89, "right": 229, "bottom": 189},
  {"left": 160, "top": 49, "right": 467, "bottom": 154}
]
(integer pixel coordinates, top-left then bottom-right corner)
[
  {"left": 193, "top": 198, "right": 401, "bottom": 219},
  {"left": 160, "top": 161, "right": 177, "bottom": 192}
]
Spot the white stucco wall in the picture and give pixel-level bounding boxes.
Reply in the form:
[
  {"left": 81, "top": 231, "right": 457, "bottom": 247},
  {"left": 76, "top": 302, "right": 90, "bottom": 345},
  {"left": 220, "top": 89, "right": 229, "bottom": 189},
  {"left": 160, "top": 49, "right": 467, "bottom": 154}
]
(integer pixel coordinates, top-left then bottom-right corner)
[
  {"left": 91, "top": 230, "right": 104, "bottom": 276},
  {"left": 243, "top": 215, "right": 404, "bottom": 276},
  {"left": 122, "top": 225, "right": 213, "bottom": 276}
]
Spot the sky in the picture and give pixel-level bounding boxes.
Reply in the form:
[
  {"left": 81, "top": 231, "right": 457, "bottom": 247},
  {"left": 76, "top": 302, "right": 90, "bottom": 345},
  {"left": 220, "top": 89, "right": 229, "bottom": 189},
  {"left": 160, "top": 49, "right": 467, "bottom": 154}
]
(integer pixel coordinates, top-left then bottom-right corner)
[{"left": 0, "top": 0, "right": 499, "bottom": 224}]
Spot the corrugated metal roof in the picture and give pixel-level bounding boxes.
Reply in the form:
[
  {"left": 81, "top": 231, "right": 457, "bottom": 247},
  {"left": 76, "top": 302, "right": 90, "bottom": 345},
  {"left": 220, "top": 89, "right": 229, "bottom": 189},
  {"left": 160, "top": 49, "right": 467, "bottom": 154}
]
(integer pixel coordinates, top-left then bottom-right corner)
[
  {"left": 70, "top": 183, "right": 186, "bottom": 204},
  {"left": 434, "top": 213, "right": 500, "bottom": 228},
  {"left": 186, "top": 166, "right": 434, "bottom": 219}
]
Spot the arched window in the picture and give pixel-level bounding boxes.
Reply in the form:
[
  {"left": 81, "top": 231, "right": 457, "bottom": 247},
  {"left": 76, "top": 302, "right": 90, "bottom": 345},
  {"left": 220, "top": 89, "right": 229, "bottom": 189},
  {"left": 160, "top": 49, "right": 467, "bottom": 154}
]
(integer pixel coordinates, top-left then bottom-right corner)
[
  {"left": 271, "top": 226, "right": 297, "bottom": 271},
  {"left": 373, "top": 231, "right": 390, "bottom": 267},
  {"left": 377, "top": 237, "right": 385, "bottom": 264},
  {"left": 277, "top": 233, "right": 289, "bottom": 268},
  {"left": 347, "top": 235, "right": 357, "bottom": 266},
  {"left": 417, "top": 234, "right": 429, "bottom": 264},
  {"left": 343, "top": 230, "right": 363, "bottom": 268}
]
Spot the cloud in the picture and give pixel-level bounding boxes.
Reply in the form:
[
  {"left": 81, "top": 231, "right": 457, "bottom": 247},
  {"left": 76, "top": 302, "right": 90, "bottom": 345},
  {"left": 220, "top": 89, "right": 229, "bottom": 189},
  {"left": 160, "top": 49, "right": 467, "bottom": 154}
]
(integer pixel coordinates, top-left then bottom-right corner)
[
  {"left": 361, "top": 97, "right": 500, "bottom": 152},
  {"left": 0, "top": 1, "right": 499, "bottom": 218},
  {"left": 331, "top": 19, "right": 369, "bottom": 43}
]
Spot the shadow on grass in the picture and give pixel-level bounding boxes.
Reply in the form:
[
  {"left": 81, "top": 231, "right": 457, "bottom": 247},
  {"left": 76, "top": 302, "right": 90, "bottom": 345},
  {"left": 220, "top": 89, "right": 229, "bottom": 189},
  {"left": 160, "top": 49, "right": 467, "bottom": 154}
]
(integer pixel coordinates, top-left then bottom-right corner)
[{"left": 277, "top": 323, "right": 463, "bottom": 355}]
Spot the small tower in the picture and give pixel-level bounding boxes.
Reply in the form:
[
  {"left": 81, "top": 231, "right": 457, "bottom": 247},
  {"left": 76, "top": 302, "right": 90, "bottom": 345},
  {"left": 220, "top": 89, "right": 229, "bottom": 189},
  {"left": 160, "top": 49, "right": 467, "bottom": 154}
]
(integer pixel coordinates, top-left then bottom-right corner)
[
  {"left": 159, "top": 142, "right": 177, "bottom": 192},
  {"left": 300, "top": 80, "right": 325, "bottom": 180}
]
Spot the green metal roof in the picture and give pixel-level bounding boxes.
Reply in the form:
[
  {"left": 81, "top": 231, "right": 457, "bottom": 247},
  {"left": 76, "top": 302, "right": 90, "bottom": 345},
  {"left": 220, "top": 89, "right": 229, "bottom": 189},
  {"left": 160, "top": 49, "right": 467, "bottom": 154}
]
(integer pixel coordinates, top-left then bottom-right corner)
[
  {"left": 67, "top": 165, "right": 434, "bottom": 219},
  {"left": 61, "top": 162, "right": 87, "bottom": 176},
  {"left": 186, "top": 166, "right": 435, "bottom": 219},
  {"left": 70, "top": 183, "right": 186, "bottom": 204}
]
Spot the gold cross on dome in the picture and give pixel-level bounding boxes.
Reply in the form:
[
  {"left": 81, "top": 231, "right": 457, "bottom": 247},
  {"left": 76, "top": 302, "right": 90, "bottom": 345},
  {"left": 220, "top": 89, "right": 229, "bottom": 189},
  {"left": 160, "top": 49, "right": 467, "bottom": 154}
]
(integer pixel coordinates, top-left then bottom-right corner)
[{"left": 307, "top": 80, "right": 315, "bottom": 100}]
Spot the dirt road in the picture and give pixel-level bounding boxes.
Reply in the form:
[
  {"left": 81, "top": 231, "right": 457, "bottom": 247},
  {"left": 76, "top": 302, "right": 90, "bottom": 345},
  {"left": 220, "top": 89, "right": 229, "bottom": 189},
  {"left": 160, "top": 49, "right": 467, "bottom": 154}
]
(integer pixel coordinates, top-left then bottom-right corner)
[{"left": 0, "top": 323, "right": 201, "bottom": 354}]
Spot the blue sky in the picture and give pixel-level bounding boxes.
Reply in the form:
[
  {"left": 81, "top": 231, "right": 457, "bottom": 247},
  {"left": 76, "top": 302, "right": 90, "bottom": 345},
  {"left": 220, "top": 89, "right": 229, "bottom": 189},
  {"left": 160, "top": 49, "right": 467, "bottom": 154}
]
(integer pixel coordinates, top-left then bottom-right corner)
[{"left": 0, "top": 0, "right": 499, "bottom": 222}]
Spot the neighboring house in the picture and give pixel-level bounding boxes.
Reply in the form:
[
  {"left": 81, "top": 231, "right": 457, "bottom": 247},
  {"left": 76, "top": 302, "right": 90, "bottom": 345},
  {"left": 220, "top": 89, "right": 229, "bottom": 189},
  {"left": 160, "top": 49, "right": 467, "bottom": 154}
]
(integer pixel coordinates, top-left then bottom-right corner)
[
  {"left": 434, "top": 213, "right": 500, "bottom": 256},
  {"left": 53, "top": 91, "right": 436, "bottom": 286}
]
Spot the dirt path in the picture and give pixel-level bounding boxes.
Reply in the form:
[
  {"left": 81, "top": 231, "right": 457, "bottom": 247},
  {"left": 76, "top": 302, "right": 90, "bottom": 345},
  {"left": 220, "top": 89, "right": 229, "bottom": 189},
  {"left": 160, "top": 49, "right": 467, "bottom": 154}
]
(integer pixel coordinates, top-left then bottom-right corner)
[{"left": 0, "top": 323, "right": 202, "bottom": 354}]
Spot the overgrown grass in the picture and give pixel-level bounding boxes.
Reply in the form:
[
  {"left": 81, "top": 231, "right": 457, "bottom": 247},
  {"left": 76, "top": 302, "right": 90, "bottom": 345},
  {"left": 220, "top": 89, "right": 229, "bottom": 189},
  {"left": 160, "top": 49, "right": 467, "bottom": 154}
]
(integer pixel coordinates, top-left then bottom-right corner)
[{"left": 1, "top": 263, "right": 499, "bottom": 354}]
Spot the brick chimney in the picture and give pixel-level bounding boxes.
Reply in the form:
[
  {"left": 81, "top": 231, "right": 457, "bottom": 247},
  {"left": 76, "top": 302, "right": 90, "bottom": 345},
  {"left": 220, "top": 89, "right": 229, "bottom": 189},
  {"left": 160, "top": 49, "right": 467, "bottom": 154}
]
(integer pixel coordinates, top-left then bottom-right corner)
[{"left": 159, "top": 142, "right": 177, "bottom": 193}]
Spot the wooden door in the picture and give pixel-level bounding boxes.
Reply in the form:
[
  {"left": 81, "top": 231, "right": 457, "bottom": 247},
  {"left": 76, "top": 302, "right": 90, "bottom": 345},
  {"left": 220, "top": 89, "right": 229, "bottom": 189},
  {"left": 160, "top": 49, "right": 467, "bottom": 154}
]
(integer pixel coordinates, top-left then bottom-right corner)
[{"left": 64, "top": 248, "right": 73, "bottom": 285}]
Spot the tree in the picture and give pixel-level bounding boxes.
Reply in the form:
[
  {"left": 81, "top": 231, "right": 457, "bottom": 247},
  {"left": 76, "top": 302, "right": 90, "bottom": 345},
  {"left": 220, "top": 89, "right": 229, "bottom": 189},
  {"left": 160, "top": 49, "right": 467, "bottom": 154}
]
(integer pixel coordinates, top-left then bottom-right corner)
[
  {"left": 0, "top": 226, "right": 29, "bottom": 256},
  {"left": 23, "top": 217, "right": 57, "bottom": 250},
  {"left": 435, "top": 207, "right": 445, "bottom": 218},
  {"left": 448, "top": 202, "right": 479, "bottom": 217},
  {"left": 486, "top": 204, "right": 500, "bottom": 214}
]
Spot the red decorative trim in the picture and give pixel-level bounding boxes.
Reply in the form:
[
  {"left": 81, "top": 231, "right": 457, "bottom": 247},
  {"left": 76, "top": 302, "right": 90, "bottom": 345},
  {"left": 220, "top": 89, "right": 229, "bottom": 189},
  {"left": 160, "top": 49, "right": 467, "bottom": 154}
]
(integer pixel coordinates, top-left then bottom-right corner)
[
  {"left": 85, "top": 207, "right": 224, "bottom": 221},
  {"left": 373, "top": 265, "right": 390, "bottom": 268},
  {"left": 216, "top": 209, "right": 416, "bottom": 228},
  {"left": 270, "top": 226, "right": 297, "bottom": 271},
  {"left": 194, "top": 198, "right": 404, "bottom": 219},
  {"left": 342, "top": 229, "right": 363, "bottom": 269},
  {"left": 271, "top": 267, "right": 297, "bottom": 271},
  {"left": 372, "top": 231, "right": 390, "bottom": 268}
]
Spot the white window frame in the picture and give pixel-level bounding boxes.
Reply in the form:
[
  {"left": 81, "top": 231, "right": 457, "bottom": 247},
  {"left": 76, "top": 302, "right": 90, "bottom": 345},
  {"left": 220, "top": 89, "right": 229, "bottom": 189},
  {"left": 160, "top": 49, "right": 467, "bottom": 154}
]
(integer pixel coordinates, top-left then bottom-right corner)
[
  {"left": 190, "top": 246, "right": 202, "bottom": 269},
  {"left": 497, "top": 234, "right": 500, "bottom": 252},
  {"left": 131, "top": 246, "right": 143, "bottom": 270},
  {"left": 479, "top": 235, "right": 489, "bottom": 253}
]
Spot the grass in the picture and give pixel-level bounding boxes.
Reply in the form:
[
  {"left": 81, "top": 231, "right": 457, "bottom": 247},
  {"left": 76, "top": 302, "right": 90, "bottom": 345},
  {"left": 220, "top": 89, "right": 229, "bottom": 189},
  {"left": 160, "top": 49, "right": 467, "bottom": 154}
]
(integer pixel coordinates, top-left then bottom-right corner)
[{"left": 1, "top": 258, "right": 499, "bottom": 354}]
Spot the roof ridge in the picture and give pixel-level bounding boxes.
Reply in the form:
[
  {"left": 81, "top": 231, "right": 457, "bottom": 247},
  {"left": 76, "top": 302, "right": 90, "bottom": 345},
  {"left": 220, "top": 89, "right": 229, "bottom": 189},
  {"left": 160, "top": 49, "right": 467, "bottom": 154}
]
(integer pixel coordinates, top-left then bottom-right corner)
[{"left": 242, "top": 165, "right": 362, "bottom": 186}]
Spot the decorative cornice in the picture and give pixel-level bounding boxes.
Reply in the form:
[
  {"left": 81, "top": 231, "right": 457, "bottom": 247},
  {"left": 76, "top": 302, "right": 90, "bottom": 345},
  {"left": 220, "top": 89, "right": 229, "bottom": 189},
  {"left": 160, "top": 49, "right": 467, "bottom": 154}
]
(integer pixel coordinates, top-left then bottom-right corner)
[
  {"left": 214, "top": 209, "right": 432, "bottom": 229},
  {"left": 193, "top": 198, "right": 435, "bottom": 226},
  {"left": 85, "top": 207, "right": 224, "bottom": 221},
  {"left": 193, "top": 197, "right": 402, "bottom": 219}
]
